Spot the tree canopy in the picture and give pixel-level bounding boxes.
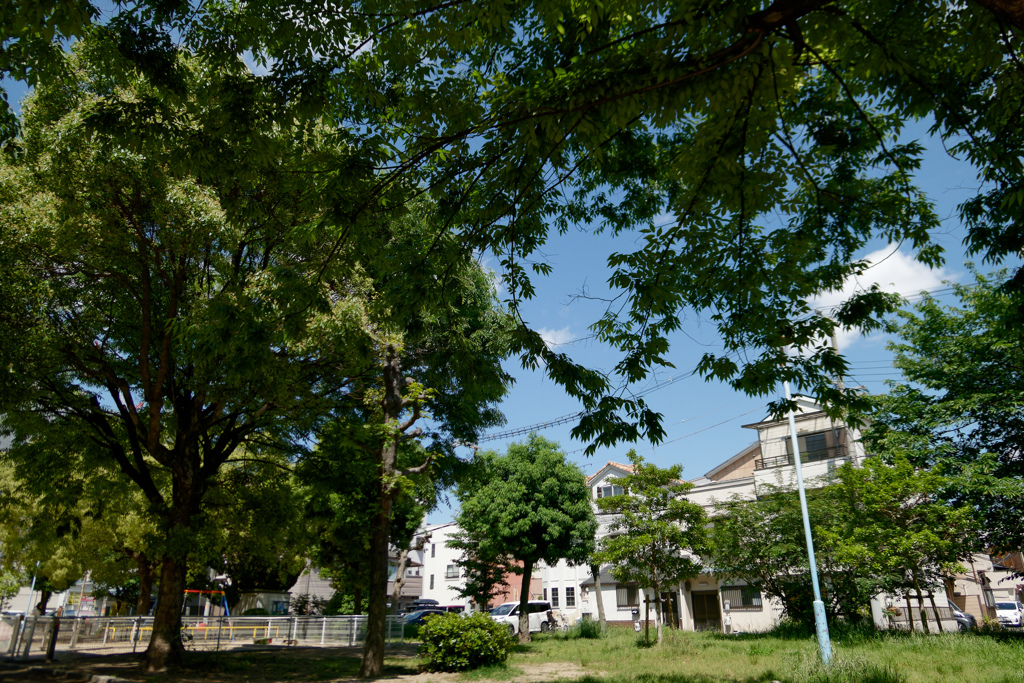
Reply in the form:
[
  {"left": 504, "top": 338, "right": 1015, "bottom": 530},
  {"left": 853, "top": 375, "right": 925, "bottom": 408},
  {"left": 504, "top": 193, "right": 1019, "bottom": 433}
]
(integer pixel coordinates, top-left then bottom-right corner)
[
  {"left": 0, "top": 32, "right": 510, "bottom": 672},
  {"left": 7, "top": 0, "right": 1024, "bottom": 451},
  {"left": 866, "top": 269, "right": 1024, "bottom": 550},
  {"left": 452, "top": 434, "right": 597, "bottom": 642},
  {"left": 710, "top": 480, "right": 878, "bottom": 627}
]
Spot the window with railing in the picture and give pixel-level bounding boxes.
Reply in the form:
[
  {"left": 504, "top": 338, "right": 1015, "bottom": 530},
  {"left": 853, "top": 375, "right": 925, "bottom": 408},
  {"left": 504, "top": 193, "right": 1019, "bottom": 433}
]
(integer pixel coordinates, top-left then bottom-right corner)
[
  {"left": 720, "top": 585, "right": 762, "bottom": 610},
  {"left": 756, "top": 430, "right": 848, "bottom": 469}
]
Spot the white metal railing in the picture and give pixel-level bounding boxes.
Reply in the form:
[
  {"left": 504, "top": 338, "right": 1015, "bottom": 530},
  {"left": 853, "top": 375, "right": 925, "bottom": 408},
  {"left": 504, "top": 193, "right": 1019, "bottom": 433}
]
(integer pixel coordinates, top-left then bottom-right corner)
[{"left": 1, "top": 614, "right": 403, "bottom": 658}]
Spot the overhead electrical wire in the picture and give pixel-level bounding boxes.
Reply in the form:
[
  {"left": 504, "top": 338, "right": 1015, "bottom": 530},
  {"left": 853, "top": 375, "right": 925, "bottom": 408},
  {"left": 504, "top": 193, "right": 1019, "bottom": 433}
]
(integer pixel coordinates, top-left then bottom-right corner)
[{"left": 472, "top": 278, "right": 997, "bottom": 446}]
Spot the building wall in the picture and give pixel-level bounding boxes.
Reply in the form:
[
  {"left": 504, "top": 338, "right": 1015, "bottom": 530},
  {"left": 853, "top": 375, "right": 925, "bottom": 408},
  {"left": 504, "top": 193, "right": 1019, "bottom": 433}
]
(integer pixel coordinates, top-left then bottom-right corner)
[{"left": 417, "top": 523, "right": 473, "bottom": 610}]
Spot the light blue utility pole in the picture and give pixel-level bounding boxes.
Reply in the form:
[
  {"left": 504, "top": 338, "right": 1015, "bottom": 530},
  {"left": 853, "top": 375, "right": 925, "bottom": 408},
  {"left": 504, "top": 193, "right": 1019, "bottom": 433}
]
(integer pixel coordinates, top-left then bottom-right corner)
[{"left": 784, "top": 381, "right": 833, "bottom": 666}]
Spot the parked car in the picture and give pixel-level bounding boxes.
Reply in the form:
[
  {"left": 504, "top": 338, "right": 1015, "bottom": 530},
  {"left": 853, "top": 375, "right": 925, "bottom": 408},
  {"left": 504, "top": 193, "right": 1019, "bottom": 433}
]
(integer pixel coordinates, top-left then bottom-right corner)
[
  {"left": 947, "top": 600, "right": 977, "bottom": 631},
  {"left": 403, "top": 609, "right": 446, "bottom": 627},
  {"left": 996, "top": 601, "right": 1024, "bottom": 627},
  {"left": 489, "top": 600, "right": 552, "bottom": 635},
  {"left": 410, "top": 598, "right": 439, "bottom": 609}
]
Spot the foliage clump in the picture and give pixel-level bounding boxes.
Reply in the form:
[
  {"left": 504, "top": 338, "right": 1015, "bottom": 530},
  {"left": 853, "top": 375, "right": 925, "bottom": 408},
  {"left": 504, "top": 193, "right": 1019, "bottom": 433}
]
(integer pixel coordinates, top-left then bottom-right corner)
[{"left": 418, "top": 612, "right": 516, "bottom": 672}]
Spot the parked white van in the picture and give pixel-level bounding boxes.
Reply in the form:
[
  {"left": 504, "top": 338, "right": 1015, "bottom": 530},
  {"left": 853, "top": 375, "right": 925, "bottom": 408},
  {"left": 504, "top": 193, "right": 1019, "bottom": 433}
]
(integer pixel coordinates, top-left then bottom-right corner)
[{"left": 490, "top": 600, "right": 552, "bottom": 635}]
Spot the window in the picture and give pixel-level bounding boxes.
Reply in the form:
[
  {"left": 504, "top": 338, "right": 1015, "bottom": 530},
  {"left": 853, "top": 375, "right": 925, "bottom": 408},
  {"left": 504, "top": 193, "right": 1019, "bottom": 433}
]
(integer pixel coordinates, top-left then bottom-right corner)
[
  {"left": 445, "top": 565, "right": 459, "bottom": 579},
  {"left": 616, "top": 585, "right": 639, "bottom": 608},
  {"left": 786, "top": 432, "right": 830, "bottom": 459},
  {"left": 551, "top": 587, "right": 559, "bottom": 608},
  {"left": 543, "top": 588, "right": 547, "bottom": 601},
  {"left": 431, "top": 544, "right": 436, "bottom": 558},
  {"left": 720, "top": 585, "right": 762, "bottom": 610},
  {"left": 429, "top": 575, "right": 434, "bottom": 590},
  {"left": 596, "top": 482, "right": 625, "bottom": 499},
  {"left": 565, "top": 587, "right": 576, "bottom": 608}
]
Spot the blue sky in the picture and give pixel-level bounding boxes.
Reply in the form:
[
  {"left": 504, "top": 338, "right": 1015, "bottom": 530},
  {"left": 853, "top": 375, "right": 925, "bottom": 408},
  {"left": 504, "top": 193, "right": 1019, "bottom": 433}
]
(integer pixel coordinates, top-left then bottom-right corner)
[
  {"left": 0, "top": 68, "right": 1007, "bottom": 525},
  {"left": 441, "top": 119, "right": 1002, "bottom": 523}
]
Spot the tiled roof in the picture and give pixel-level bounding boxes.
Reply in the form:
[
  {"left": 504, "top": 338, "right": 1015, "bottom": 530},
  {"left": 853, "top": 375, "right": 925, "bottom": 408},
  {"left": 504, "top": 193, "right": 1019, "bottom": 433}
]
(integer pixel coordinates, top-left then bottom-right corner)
[{"left": 586, "top": 460, "right": 635, "bottom": 484}]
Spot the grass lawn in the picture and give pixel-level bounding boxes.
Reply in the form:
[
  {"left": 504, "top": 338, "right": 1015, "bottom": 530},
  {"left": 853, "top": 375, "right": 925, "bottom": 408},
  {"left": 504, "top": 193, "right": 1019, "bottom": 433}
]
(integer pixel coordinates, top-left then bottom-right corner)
[
  {"left": 496, "top": 625, "right": 1024, "bottom": 683},
  {"left": 16, "top": 625, "right": 1024, "bottom": 682}
]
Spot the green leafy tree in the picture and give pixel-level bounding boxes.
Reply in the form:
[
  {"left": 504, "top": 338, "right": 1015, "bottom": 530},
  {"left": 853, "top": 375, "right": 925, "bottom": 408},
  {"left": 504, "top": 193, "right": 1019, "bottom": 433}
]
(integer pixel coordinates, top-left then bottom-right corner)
[
  {"left": 451, "top": 435, "right": 597, "bottom": 643},
  {"left": 820, "top": 457, "right": 978, "bottom": 633},
  {"left": 13, "top": 0, "right": 1020, "bottom": 451},
  {"left": 0, "top": 568, "right": 21, "bottom": 612},
  {"left": 709, "top": 481, "right": 877, "bottom": 628},
  {"left": 0, "top": 35, "right": 418, "bottom": 671},
  {"left": 0, "top": 427, "right": 163, "bottom": 614},
  {"left": 205, "top": 453, "right": 312, "bottom": 611},
  {"left": 593, "top": 451, "right": 709, "bottom": 645},
  {"left": 868, "top": 269, "right": 1024, "bottom": 550}
]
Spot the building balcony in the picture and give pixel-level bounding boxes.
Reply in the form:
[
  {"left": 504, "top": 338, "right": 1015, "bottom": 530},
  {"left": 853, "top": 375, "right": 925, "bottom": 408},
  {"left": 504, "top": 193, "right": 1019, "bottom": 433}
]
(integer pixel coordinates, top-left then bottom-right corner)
[{"left": 755, "top": 445, "right": 848, "bottom": 470}]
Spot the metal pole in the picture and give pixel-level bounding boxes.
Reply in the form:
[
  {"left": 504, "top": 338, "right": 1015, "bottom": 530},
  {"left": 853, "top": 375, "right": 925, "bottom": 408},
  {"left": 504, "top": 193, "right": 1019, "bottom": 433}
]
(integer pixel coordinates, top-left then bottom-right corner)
[
  {"left": 12, "top": 561, "right": 40, "bottom": 656},
  {"left": 784, "top": 380, "right": 833, "bottom": 666}
]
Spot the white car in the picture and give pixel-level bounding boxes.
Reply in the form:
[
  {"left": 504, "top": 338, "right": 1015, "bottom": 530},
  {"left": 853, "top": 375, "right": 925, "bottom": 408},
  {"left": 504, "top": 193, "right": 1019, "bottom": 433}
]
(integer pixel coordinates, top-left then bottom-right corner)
[
  {"left": 996, "top": 601, "right": 1024, "bottom": 627},
  {"left": 489, "top": 600, "right": 552, "bottom": 635}
]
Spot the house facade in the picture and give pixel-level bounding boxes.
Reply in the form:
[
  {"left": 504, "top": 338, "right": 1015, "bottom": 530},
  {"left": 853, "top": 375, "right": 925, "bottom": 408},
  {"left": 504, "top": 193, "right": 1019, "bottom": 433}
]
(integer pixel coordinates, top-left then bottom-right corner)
[
  {"left": 413, "top": 522, "right": 542, "bottom": 612},
  {"left": 539, "top": 397, "right": 960, "bottom": 633}
]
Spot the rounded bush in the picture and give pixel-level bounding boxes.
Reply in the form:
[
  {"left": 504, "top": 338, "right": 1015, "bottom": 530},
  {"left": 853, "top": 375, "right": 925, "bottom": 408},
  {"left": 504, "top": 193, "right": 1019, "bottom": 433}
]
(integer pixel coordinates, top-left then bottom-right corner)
[{"left": 418, "top": 612, "right": 516, "bottom": 672}]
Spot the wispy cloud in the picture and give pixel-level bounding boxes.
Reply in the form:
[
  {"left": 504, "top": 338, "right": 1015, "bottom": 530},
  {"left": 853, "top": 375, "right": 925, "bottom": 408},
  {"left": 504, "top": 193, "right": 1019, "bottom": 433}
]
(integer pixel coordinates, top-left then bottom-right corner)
[
  {"left": 812, "top": 246, "right": 948, "bottom": 350},
  {"left": 537, "top": 326, "right": 574, "bottom": 350}
]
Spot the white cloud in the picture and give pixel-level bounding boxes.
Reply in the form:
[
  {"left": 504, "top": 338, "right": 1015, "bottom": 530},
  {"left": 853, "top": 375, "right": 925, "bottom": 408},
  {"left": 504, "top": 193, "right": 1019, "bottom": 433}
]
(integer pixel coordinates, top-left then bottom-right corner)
[
  {"left": 537, "top": 326, "right": 574, "bottom": 350},
  {"left": 811, "top": 246, "right": 948, "bottom": 350}
]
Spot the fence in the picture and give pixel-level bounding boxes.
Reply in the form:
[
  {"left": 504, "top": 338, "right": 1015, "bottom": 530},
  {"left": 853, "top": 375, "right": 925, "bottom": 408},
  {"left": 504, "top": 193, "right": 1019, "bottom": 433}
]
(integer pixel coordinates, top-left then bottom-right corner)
[
  {"left": 885, "top": 604, "right": 956, "bottom": 629},
  {"left": 0, "top": 614, "right": 404, "bottom": 658}
]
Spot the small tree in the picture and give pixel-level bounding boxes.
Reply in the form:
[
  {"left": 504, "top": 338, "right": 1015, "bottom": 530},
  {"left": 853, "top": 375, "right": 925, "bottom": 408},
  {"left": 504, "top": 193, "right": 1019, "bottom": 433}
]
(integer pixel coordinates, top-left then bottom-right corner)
[
  {"left": 452, "top": 434, "right": 597, "bottom": 643},
  {"left": 820, "top": 456, "right": 978, "bottom": 633},
  {"left": 709, "top": 482, "right": 877, "bottom": 628},
  {"left": 593, "top": 451, "right": 709, "bottom": 645}
]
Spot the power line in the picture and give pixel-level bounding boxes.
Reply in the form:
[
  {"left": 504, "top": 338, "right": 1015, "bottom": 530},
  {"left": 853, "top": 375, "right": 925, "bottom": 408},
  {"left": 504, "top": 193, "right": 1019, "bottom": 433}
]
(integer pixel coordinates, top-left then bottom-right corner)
[{"left": 473, "top": 277, "right": 1002, "bottom": 446}]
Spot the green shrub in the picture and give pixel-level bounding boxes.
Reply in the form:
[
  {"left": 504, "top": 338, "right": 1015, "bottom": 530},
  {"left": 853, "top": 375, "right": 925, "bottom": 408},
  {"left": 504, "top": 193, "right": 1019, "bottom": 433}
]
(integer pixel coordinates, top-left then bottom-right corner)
[
  {"left": 242, "top": 608, "right": 269, "bottom": 616},
  {"left": 419, "top": 612, "right": 515, "bottom": 672},
  {"left": 569, "top": 618, "right": 604, "bottom": 639}
]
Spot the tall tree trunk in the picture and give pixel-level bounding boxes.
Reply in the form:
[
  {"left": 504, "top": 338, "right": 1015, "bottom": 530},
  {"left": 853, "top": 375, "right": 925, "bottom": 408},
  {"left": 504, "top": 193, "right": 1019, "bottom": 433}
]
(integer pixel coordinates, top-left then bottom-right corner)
[
  {"left": 590, "top": 564, "right": 606, "bottom": 630},
  {"left": 927, "top": 590, "right": 945, "bottom": 633},
  {"left": 654, "top": 584, "right": 663, "bottom": 645},
  {"left": 906, "top": 592, "right": 915, "bottom": 632},
  {"left": 359, "top": 493, "right": 393, "bottom": 677},
  {"left": 518, "top": 561, "right": 534, "bottom": 643},
  {"left": 143, "top": 474, "right": 199, "bottom": 673},
  {"left": 359, "top": 346, "right": 406, "bottom": 678},
  {"left": 36, "top": 589, "right": 53, "bottom": 613},
  {"left": 136, "top": 555, "right": 155, "bottom": 616},
  {"left": 143, "top": 553, "right": 188, "bottom": 672},
  {"left": 912, "top": 572, "right": 930, "bottom": 634}
]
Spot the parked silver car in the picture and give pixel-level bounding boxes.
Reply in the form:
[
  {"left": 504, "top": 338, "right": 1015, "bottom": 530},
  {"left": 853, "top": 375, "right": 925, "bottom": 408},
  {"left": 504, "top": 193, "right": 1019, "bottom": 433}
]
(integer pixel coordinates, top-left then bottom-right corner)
[{"left": 947, "top": 600, "right": 977, "bottom": 631}]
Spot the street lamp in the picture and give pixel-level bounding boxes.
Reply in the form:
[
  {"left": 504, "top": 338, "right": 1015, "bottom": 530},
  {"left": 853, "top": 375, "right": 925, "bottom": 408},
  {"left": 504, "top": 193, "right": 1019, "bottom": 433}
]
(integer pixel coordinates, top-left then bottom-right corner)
[{"left": 783, "top": 379, "right": 833, "bottom": 666}]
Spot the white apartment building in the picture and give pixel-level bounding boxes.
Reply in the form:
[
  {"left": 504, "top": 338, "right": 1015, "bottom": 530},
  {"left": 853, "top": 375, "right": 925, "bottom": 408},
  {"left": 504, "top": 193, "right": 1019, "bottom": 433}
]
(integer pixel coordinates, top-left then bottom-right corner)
[{"left": 412, "top": 522, "right": 474, "bottom": 611}]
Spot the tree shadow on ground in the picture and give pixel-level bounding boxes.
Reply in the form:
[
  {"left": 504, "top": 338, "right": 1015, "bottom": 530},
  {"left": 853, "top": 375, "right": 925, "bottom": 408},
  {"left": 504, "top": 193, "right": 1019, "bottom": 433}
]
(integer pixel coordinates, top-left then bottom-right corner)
[{"left": 42, "top": 644, "right": 422, "bottom": 682}]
